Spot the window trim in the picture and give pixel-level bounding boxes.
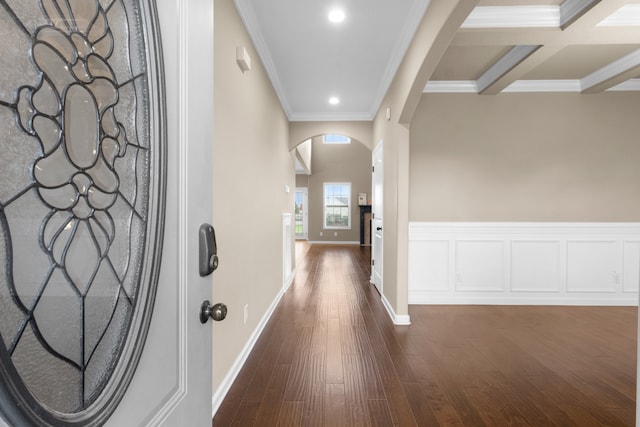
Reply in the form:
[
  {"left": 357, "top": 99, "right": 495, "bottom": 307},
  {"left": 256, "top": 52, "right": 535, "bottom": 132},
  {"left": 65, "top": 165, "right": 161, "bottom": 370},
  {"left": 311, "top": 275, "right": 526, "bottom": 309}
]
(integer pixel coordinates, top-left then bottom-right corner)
[{"left": 323, "top": 182, "right": 351, "bottom": 230}]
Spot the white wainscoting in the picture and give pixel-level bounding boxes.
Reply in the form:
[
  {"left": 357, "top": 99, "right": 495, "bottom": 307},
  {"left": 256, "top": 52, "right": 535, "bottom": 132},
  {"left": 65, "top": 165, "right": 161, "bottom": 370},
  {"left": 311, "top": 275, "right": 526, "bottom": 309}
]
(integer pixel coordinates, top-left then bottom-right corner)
[
  {"left": 283, "top": 213, "right": 295, "bottom": 290},
  {"left": 409, "top": 223, "right": 640, "bottom": 306}
]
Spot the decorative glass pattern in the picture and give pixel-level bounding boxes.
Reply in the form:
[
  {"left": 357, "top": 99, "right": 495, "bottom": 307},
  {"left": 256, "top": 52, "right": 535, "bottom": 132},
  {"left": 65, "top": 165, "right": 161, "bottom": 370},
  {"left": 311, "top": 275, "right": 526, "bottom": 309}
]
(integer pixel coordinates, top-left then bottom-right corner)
[{"left": 0, "top": 0, "right": 165, "bottom": 425}]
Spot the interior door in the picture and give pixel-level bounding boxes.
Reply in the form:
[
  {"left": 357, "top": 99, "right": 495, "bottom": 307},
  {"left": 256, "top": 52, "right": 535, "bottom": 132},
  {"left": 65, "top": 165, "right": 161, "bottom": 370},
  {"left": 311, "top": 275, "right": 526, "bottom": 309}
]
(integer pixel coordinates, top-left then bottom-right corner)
[
  {"left": 372, "top": 143, "right": 384, "bottom": 294},
  {"left": 0, "top": 0, "right": 213, "bottom": 426}
]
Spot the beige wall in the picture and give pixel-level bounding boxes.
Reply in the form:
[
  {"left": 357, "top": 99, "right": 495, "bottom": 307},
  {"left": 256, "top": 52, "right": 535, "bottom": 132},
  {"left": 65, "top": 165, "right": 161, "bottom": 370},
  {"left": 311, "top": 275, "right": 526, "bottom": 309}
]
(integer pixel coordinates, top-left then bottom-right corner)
[
  {"left": 289, "top": 121, "right": 373, "bottom": 151},
  {"left": 410, "top": 92, "right": 640, "bottom": 222},
  {"left": 302, "top": 137, "right": 371, "bottom": 243},
  {"left": 213, "top": 0, "right": 295, "bottom": 389}
]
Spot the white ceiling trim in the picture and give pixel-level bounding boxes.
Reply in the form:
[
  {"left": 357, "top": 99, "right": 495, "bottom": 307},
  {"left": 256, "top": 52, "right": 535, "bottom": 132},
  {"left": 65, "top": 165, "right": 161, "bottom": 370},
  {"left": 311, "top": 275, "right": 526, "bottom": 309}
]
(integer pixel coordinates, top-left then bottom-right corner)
[
  {"left": 597, "top": 4, "right": 640, "bottom": 26},
  {"left": 233, "top": 0, "right": 293, "bottom": 119},
  {"left": 289, "top": 111, "right": 373, "bottom": 122},
  {"left": 368, "top": 0, "right": 431, "bottom": 119},
  {"left": 607, "top": 78, "right": 640, "bottom": 91},
  {"left": 423, "top": 81, "right": 478, "bottom": 93},
  {"left": 424, "top": 78, "right": 640, "bottom": 93},
  {"left": 581, "top": 48, "right": 640, "bottom": 92},
  {"left": 504, "top": 80, "right": 582, "bottom": 92},
  {"left": 462, "top": 6, "right": 560, "bottom": 28}
]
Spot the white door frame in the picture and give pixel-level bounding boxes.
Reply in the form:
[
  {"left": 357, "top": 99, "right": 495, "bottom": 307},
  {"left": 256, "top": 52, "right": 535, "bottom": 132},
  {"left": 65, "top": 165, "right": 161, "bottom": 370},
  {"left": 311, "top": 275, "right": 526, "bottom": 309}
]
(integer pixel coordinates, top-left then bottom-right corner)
[{"left": 372, "top": 142, "right": 384, "bottom": 295}]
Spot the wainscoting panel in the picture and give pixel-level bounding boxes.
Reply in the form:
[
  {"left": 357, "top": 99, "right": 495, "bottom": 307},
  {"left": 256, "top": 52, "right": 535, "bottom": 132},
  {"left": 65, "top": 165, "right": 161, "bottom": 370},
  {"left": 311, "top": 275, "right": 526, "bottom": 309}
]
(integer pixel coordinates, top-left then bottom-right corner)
[
  {"left": 623, "top": 241, "right": 640, "bottom": 293},
  {"left": 510, "top": 241, "right": 561, "bottom": 292},
  {"left": 566, "top": 241, "right": 617, "bottom": 293},
  {"left": 455, "top": 241, "right": 505, "bottom": 292},
  {"left": 409, "top": 223, "right": 640, "bottom": 306}
]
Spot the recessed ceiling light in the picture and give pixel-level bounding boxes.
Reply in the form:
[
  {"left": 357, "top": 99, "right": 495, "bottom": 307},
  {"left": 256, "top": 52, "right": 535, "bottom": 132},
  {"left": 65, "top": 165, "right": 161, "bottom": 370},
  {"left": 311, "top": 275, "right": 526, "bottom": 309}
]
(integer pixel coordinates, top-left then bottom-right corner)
[
  {"left": 329, "top": 97, "right": 340, "bottom": 105},
  {"left": 328, "top": 9, "right": 345, "bottom": 23}
]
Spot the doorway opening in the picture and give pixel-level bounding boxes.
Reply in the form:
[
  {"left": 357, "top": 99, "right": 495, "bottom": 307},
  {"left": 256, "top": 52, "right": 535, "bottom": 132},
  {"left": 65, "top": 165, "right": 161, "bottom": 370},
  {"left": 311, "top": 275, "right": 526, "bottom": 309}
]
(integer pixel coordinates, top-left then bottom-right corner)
[{"left": 295, "top": 188, "right": 308, "bottom": 240}]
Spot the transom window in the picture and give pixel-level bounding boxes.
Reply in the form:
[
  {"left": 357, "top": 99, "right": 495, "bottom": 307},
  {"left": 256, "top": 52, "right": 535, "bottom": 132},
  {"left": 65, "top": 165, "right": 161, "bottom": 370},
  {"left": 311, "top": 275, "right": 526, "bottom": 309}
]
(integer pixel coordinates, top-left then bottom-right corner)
[
  {"left": 323, "top": 183, "right": 351, "bottom": 229},
  {"left": 323, "top": 134, "right": 351, "bottom": 144}
]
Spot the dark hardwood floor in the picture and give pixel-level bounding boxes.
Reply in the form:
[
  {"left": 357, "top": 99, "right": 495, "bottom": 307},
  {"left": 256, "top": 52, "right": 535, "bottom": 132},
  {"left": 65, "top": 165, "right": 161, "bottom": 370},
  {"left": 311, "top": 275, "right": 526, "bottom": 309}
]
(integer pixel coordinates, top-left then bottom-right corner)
[{"left": 213, "top": 244, "right": 637, "bottom": 426}]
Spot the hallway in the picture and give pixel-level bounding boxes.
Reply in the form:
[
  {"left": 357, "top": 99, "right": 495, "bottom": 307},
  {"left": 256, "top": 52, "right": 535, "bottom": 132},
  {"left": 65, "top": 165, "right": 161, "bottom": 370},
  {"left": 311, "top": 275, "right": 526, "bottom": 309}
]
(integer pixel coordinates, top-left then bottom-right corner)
[{"left": 213, "top": 245, "right": 637, "bottom": 426}]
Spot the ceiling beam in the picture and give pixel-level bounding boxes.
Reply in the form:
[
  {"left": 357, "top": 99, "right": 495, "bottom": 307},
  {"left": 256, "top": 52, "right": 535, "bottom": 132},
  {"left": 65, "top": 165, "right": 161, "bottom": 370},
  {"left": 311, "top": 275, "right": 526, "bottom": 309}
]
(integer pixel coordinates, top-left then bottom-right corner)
[
  {"left": 564, "top": 0, "right": 633, "bottom": 29},
  {"left": 582, "top": 48, "right": 640, "bottom": 93},
  {"left": 479, "top": 45, "right": 566, "bottom": 95},
  {"left": 559, "top": 0, "right": 600, "bottom": 29},
  {"left": 477, "top": 45, "right": 540, "bottom": 93}
]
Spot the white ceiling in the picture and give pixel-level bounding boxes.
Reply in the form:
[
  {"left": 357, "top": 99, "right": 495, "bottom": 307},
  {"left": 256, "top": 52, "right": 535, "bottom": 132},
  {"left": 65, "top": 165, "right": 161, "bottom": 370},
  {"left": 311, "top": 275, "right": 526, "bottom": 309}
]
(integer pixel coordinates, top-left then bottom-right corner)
[{"left": 235, "top": 0, "right": 640, "bottom": 122}]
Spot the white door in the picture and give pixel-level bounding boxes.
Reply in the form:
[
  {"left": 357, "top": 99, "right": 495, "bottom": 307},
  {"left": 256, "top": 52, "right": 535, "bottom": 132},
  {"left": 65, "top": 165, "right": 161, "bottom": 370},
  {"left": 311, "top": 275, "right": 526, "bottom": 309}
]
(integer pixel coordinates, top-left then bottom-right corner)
[
  {"left": 109, "top": 1, "right": 214, "bottom": 425},
  {"left": 0, "top": 0, "right": 214, "bottom": 426},
  {"left": 295, "top": 188, "right": 308, "bottom": 239},
  {"left": 372, "top": 143, "right": 384, "bottom": 294}
]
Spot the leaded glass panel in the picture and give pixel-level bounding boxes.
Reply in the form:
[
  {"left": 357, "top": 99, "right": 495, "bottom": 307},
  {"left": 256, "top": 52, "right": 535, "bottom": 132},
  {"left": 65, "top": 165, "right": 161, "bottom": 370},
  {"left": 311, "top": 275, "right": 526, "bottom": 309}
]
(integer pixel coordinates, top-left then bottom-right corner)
[{"left": 0, "top": 0, "right": 165, "bottom": 425}]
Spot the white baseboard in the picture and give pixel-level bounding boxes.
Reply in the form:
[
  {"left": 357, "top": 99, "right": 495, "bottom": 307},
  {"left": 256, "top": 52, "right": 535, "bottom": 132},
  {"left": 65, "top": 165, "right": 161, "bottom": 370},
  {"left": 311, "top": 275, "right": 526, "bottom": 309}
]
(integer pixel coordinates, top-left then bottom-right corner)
[
  {"left": 307, "top": 240, "right": 361, "bottom": 245},
  {"left": 381, "top": 294, "right": 411, "bottom": 325},
  {"left": 409, "top": 222, "right": 640, "bottom": 306},
  {"left": 211, "top": 287, "right": 285, "bottom": 417},
  {"left": 284, "top": 268, "right": 296, "bottom": 292}
]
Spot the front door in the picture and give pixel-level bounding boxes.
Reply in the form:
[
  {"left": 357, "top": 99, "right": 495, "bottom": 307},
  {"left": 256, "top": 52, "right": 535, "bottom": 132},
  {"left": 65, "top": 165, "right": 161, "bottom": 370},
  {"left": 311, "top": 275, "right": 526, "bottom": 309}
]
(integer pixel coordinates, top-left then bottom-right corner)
[
  {"left": 0, "top": 0, "right": 214, "bottom": 425},
  {"left": 372, "top": 143, "right": 383, "bottom": 294}
]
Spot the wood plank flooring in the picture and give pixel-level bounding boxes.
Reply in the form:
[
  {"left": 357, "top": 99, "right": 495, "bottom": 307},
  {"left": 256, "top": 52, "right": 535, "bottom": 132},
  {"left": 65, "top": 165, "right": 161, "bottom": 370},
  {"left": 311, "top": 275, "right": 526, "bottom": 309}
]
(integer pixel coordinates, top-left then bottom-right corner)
[{"left": 213, "top": 244, "right": 637, "bottom": 426}]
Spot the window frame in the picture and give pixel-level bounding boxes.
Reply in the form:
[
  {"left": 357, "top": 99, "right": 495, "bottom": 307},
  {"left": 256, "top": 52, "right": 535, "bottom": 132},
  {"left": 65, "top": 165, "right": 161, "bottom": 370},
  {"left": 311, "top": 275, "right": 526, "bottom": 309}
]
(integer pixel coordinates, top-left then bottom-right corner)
[
  {"left": 323, "top": 182, "right": 352, "bottom": 230},
  {"left": 322, "top": 134, "right": 351, "bottom": 144}
]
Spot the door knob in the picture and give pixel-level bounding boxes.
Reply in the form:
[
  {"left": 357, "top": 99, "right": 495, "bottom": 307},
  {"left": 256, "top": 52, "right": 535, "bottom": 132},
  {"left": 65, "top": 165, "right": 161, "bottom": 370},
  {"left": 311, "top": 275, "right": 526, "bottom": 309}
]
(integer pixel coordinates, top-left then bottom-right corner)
[
  {"left": 200, "top": 300, "right": 227, "bottom": 323},
  {"left": 376, "top": 226, "right": 382, "bottom": 231}
]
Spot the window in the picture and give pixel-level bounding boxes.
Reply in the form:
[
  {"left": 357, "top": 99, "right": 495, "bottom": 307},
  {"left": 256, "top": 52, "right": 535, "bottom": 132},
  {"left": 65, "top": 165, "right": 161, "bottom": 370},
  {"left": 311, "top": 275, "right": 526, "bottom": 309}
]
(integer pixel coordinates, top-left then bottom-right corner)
[
  {"left": 323, "top": 134, "right": 351, "bottom": 144},
  {"left": 323, "top": 183, "right": 351, "bottom": 229}
]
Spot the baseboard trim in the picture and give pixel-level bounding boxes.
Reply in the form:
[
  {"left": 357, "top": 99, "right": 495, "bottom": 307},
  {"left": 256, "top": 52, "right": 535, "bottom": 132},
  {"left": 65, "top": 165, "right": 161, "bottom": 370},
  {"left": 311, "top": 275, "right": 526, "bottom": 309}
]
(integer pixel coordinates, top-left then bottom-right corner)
[
  {"left": 284, "top": 267, "right": 296, "bottom": 292},
  {"left": 307, "top": 240, "right": 361, "bottom": 245},
  {"left": 211, "top": 287, "right": 285, "bottom": 417},
  {"left": 381, "top": 294, "right": 411, "bottom": 325},
  {"left": 409, "top": 293, "right": 638, "bottom": 306}
]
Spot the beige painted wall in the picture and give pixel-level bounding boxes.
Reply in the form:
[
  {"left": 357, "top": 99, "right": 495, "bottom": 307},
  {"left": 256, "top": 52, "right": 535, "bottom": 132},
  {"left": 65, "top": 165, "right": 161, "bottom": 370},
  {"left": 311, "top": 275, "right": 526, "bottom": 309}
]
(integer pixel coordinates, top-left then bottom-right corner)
[
  {"left": 303, "top": 137, "right": 372, "bottom": 243},
  {"left": 410, "top": 92, "right": 640, "bottom": 222},
  {"left": 289, "top": 121, "right": 373, "bottom": 151},
  {"left": 213, "top": 0, "right": 295, "bottom": 390}
]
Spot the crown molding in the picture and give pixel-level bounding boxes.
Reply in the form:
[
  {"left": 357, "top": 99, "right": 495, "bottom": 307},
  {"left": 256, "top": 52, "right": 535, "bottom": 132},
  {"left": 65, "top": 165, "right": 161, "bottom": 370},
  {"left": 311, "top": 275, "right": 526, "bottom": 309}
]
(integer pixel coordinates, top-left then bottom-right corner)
[
  {"left": 462, "top": 6, "right": 560, "bottom": 29},
  {"left": 369, "top": 0, "right": 431, "bottom": 119},
  {"left": 424, "top": 79, "right": 640, "bottom": 94},
  {"left": 607, "top": 78, "right": 640, "bottom": 91},
  {"left": 288, "top": 111, "right": 373, "bottom": 122},
  {"left": 233, "top": 0, "right": 293, "bottom": 120},
  {"left": 503, "top": 80, "right": 581, "bottom": 92},
  {"left": 424, "top": 81, "right": 478, "bottom": 93}
]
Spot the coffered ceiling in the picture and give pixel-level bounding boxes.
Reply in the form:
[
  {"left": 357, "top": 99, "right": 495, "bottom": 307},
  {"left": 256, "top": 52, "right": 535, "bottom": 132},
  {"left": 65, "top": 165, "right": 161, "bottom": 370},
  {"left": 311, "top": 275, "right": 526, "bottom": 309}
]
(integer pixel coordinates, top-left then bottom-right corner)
[{"left": 235, "top": 0, "right": 640, "bottom": 122}]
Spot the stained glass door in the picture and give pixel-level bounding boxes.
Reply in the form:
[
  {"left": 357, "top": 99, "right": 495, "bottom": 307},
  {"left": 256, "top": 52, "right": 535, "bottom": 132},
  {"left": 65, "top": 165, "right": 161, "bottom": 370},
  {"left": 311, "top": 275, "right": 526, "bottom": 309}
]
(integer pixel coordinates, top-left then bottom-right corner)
[{"left": 0, "top": 0, "right": 214, "bottom": 425}]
